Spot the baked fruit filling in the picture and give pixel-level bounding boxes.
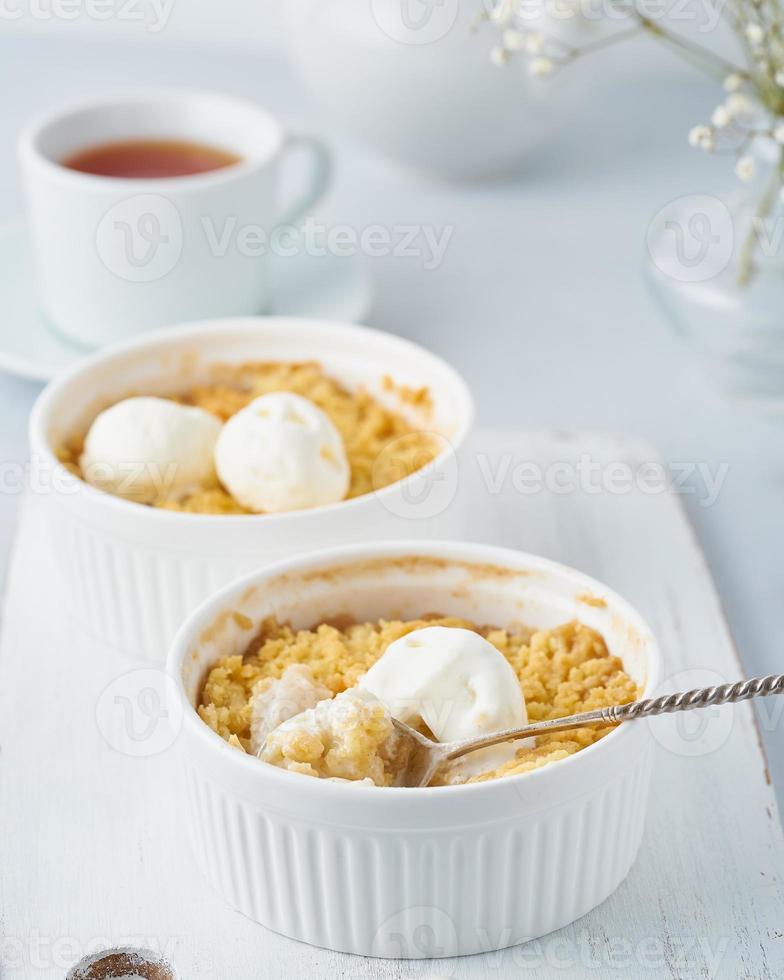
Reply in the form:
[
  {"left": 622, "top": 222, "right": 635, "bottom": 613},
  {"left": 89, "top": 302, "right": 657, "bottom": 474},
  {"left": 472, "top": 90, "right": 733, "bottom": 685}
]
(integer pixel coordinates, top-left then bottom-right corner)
[{"left": 260, "top": 688, "right": 407, "bottom": 786}]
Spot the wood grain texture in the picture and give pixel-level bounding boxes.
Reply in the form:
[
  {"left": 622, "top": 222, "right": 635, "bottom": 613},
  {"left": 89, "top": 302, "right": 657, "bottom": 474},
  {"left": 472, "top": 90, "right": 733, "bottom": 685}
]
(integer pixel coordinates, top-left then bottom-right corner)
[{"left": 1, "top": 430, "right": 781, "bottom": 980}]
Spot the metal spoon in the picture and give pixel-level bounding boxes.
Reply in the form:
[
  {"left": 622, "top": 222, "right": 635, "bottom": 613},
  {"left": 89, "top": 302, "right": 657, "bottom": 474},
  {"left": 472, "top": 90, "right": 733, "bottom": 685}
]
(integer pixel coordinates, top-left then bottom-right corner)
[{"left": 392, "top": 672, "right": 784, "bottom": 788}]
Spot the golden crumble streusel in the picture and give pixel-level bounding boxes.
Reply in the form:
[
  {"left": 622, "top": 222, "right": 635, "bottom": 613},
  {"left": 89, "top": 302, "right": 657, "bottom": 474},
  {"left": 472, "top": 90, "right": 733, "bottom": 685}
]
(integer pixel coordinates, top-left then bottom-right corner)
[
  {"left": 198, "top": 616, "right": 639, "bottom": 785},
  {"left": 59, "top": 361, "right": 438, "bottom": 514}
]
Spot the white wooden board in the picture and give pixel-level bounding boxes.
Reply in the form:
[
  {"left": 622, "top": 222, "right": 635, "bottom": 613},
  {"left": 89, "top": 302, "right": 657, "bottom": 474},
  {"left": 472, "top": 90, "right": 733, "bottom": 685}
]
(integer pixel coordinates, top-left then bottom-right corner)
[{"left": 1, "top": 429, "right": 782, "bottom": 980}]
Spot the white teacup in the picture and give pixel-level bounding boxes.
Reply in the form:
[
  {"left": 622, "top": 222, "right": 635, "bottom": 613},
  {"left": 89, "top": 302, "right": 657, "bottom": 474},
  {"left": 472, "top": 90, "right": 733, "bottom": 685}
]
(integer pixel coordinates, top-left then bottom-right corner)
[{"left": 18, "top": 89, "right": 331, "bottom": 348}]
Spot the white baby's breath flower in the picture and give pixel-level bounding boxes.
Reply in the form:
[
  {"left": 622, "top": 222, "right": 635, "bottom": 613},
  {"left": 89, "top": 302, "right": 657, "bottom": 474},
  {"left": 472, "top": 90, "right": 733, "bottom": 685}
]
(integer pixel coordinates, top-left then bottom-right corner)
[
  {"left": 726, "top": 93, "right": 751, "bottom": 116},
  {"left": 746, "top": 23, "right": 764, "bottom": 45},
  {"left": 490, "top": 0, "right": 515, "bottom": 26},
  {"left": 712, "top": 105, "right": 731, "bottom": 128},
  {"left": 502, "top": 28, "right": 525, "bottom": 51},
  {"left": 773, "top": 123, "right": 784, "bottom": 144},
  {"left": 525, "top": 33, "right": 544, "bottom": 55},
  {"left": 735, "top": 155, "right": 756, "bottom": 181},
  {"left": 776, "top": 70, "right": 784, "bottom": 87},
  {"left": 688, "top": 124, "right": 713, "bottom": 149},
  {"left": 724, "top": 73, "right": 742, "bottom": 92},
  {"left": 529, "top": 56, "right": 554, "bottom": 78},
  {"left": 490, "top": 45, "right": 509, "bottom": 66}
]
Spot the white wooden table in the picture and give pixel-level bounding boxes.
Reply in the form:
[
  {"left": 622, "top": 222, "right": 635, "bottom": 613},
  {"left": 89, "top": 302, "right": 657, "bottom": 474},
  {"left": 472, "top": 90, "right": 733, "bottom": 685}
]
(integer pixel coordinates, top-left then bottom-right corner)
[{"left": 2, "top": 429, "right": 781, "bottom": 980}]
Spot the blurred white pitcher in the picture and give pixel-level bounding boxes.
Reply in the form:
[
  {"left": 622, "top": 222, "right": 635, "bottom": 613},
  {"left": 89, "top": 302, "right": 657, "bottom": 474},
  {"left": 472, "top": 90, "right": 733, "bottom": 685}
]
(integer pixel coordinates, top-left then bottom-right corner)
[
  {"left": 18, "top": 89, "right": 331, "bottom": 347},
  {"left": 287, "top": 0, "right": 591, "bottom": 181}
]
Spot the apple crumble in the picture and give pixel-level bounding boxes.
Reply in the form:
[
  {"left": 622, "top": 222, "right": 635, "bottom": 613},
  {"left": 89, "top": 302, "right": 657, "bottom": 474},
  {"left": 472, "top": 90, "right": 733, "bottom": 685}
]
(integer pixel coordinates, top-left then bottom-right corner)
[
  {"left": 198, "top": 616, "right": 639, "bottom": 786},
  {"left": 260, "top": 689, "right": 407, "bottom": 785},
  {"left": 59, "top": 361, "right": 438, "bottom": 514}
]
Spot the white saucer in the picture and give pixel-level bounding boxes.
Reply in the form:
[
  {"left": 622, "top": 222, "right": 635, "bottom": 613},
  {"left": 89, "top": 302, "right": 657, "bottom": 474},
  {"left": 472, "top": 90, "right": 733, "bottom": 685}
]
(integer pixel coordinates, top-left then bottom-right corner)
[{"left": 0, "top": 217, "right": 374, "bottom": 383}]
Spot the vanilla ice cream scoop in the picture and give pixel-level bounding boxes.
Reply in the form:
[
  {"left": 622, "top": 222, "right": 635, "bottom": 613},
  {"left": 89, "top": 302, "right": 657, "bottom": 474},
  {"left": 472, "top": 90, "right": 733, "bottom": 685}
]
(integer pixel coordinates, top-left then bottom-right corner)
[
  {"left": 214, "top": 392, "right": 350, "bottom": 513},
  {"left": 80, "top": 396, "right": 221, "bottom": 503},
  {"left": 359, "top": 626, "right": 526, "bottom": 743}
]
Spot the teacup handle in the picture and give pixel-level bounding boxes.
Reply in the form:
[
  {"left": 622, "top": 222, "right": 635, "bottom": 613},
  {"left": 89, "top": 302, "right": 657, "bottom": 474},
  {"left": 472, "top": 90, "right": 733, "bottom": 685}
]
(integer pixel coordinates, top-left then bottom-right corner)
[{"left": 276, "top": 133, "right": 332, "bottom": 227}]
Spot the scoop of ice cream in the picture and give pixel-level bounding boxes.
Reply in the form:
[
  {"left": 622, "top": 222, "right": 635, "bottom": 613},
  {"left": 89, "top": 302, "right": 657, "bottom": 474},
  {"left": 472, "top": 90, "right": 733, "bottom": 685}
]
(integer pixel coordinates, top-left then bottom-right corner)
[
  {"left": 249, "top": 665, "right": 332, "bottom": 755},
  {"left": 213, "top": 392, "right": 350, "bottom": 513},
  {"left": 359, "top": 626, "right": 526, "bottom": 744},
  {"left": 80, "top": 396, "right": 221, "bottom": 503}
]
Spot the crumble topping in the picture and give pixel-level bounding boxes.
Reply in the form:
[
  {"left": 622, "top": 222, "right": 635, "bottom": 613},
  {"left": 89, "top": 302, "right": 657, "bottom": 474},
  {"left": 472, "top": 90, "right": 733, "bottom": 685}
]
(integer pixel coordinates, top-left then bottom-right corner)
[
  {"left": 198, "top": 616, "right": 639, "bottom": 786},
  {"left": 59, "top": 360, "right": 438, "bottom": 513}
]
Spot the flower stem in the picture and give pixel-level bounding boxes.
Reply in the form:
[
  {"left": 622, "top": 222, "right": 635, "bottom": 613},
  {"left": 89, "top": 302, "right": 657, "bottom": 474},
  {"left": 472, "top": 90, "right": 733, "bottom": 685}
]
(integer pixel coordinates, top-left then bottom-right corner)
[
  {"left": 737, "top": 159, "right": 782, "bottom": 285},
  {"left": 635, "top": 16, "right": 748, "bottom": 82},
  {"left": 559, "top": 24, "right": 645, "bottom": 61}
]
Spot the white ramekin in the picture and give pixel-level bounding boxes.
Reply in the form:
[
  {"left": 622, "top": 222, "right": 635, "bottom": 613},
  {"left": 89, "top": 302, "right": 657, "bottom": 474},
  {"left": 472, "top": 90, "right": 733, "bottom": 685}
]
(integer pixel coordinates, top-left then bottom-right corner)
[
  {"left": 168, "top": 540, "right": 661, "bottom": 958},
  {"left": 28, "top": 317, "right": 473, "bottom": 661}
]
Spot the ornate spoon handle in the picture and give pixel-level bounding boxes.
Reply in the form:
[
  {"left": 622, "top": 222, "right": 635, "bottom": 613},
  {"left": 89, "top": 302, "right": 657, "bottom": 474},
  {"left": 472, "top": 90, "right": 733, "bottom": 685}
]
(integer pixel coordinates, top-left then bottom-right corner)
[
  {"left": 604, "top": 672, "right": 784, "bottom": 723},
  {"left": 444, "top": 673, "right": 784, "bottom": 762}
]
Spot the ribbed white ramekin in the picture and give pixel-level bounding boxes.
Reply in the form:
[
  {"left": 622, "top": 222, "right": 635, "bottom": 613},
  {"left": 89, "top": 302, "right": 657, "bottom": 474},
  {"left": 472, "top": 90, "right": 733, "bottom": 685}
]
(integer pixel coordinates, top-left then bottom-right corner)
[
  {"left": 168, "top": 540, "right": 661, "bottom": 958},
  {"left": 28, "top": 317, "right": 473, "bottom": 662}
]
